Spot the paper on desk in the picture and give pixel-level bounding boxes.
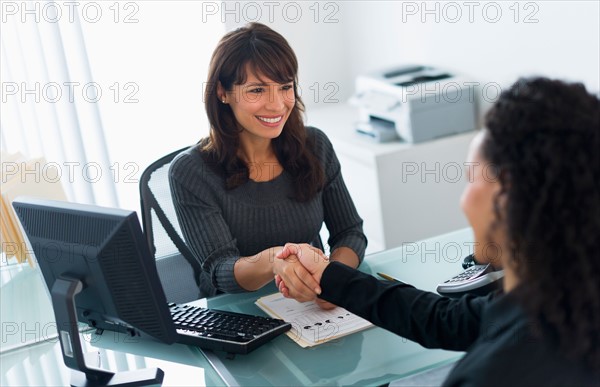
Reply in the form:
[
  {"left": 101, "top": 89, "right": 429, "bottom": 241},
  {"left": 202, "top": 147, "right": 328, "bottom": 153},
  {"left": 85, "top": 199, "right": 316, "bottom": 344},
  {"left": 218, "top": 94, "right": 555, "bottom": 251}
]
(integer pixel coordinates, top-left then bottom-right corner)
[
  {"left": 0, "top": 153, "right": 67, "bottom": 266},
  {"left": 255, "top": 292, "right": 373, "bottom": 348}
]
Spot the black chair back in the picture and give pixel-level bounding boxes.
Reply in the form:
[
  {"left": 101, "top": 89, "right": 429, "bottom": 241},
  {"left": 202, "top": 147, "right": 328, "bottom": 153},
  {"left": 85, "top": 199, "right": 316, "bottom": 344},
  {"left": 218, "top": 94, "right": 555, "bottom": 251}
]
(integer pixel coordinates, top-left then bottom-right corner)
[{"left": 139, "top": 147, "right": 202, "bottom": 303}]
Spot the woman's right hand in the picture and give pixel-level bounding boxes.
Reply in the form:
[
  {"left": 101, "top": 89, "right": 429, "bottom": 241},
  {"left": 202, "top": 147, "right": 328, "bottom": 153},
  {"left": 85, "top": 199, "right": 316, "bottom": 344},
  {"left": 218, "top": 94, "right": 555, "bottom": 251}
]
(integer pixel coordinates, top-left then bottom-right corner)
[
  {"left": 272, "top": 245, "right": 322, "bottom": 302},
  {"left": 274, "top": 243, "right": 329, "bottom": 302}
]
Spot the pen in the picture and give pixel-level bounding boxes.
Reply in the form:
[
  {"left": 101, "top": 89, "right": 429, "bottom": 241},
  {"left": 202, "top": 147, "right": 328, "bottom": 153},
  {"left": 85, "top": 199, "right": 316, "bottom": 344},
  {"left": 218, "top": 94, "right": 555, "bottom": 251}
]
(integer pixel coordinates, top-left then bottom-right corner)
[{"left": 377, "top": 272, "right": 407, "bottom": 285}]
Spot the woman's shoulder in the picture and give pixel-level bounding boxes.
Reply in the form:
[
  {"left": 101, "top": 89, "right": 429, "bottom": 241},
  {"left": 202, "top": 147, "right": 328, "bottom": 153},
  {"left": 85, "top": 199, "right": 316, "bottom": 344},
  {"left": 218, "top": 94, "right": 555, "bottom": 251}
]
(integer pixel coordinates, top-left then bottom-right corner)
[
  {"left": 170, "top": 144, "right": 203, "bottom": 174},
  {"left": 305, "top": 125, "right": 331, "bottom": 143},
  {"left": 169, "top": 140, "right": 222, "bottom": 185},
  {"left": 304, "top": 126, "right": 336, "bottom": 160}
]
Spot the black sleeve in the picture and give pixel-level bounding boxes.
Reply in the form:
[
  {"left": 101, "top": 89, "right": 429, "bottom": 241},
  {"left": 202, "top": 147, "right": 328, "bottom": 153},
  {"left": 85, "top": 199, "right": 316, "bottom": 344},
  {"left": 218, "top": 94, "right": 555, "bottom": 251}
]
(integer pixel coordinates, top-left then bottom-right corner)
[{"left": 320, "top": 261, "right": 490, "bottom": 351}]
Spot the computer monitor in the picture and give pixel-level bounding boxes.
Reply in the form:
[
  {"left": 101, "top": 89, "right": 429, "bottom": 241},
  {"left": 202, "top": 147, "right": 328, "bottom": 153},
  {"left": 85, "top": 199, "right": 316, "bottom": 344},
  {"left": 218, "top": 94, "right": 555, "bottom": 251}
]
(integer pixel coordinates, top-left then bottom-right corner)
[{"left": 12, "top": 197, "right": 176, "bottom": 385}]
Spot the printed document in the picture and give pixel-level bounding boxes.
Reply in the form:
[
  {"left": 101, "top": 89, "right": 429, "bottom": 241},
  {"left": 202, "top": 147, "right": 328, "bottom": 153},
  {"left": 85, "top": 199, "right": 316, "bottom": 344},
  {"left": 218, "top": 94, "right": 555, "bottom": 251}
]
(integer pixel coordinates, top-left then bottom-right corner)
[{"left": 256, "top": 292, "right": 373, "bottom": 348}]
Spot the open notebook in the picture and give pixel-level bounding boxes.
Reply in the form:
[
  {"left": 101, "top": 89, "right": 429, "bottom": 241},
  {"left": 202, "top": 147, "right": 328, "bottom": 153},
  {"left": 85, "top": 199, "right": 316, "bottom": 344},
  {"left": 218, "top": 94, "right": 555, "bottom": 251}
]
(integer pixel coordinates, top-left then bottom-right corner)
[{"left": 256, "top": 292, "right": 373, "bottom": 348}]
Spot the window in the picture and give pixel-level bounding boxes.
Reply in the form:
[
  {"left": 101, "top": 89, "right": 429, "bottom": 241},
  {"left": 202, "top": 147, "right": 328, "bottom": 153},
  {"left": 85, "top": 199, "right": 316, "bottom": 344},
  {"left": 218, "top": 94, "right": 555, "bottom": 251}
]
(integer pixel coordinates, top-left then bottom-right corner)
[
  {"left": 2, "top": 1, "right": 223, "bottom": 213},
  {"left": 0, "top": 2, "right": 224, "bottom": 359}
]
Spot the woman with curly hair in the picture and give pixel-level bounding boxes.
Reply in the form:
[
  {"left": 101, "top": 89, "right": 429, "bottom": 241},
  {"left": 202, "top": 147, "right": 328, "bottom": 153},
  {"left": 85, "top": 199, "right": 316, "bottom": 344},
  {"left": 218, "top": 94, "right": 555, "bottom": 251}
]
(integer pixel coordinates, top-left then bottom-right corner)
[
  {"left": 169, "top": 23, "right": 366, "bottom": 304},
  {"left": 278, "top": 77, "right": 600, "bottom": 385}
]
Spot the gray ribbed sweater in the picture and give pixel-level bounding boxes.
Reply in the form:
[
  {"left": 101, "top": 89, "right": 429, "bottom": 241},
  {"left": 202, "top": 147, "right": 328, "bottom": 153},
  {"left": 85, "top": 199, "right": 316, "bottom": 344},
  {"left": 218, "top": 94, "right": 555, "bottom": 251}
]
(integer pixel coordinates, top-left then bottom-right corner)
[{"left": 169, "top": 127, "right": 367, "bottom": 298}]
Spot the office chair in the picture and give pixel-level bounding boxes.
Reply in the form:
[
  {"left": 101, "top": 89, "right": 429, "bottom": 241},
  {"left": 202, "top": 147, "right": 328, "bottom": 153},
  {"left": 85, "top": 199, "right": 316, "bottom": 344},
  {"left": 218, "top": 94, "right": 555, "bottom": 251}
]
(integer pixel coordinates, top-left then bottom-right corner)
[{"left": 140, "top": 146, "right": 202, "bottom": 304}]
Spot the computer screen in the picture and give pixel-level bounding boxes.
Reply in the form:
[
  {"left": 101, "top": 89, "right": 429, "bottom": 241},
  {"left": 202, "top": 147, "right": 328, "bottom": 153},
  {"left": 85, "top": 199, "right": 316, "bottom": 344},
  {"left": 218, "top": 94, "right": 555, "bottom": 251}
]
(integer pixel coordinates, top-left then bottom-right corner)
[{"left": 12, "top": 197, "right": 177, "bottom": 345}]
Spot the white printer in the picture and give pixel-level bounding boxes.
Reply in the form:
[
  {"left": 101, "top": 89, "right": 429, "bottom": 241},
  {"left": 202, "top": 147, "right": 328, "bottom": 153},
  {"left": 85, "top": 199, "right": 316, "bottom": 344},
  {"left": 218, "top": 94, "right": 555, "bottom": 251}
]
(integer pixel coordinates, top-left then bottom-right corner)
[{"left": 351, "top": 65, "right": 477, "bottom": 143}]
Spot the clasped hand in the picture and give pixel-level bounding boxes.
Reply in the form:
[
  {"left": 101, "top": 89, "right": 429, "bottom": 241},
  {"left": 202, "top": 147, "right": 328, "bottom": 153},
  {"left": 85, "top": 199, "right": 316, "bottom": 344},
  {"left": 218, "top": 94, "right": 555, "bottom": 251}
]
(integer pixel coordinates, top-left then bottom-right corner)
[{"left": 272, "top": 243, "right": 333, "bottom": 309}]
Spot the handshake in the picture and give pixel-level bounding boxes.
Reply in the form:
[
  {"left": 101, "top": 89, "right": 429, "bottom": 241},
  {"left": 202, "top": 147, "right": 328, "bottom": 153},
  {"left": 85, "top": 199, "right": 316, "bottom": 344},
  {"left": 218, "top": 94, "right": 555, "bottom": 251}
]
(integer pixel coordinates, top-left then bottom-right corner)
[{"left": 273, "top": 243, "right": 335, "bottom": 310}]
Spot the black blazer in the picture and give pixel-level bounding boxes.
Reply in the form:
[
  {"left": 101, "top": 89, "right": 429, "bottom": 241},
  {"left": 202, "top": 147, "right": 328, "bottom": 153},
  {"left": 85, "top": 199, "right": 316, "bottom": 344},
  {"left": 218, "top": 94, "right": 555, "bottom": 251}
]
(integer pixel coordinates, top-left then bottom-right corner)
[{"left": 320, "top": 262, "right": 598, "bottom": 386}]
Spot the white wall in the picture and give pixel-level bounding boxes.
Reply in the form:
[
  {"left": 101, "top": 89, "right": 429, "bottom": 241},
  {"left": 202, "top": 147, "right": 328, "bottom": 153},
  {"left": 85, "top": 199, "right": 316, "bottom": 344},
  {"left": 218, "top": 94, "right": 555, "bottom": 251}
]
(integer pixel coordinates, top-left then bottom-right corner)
[
  {"left": 224, "top": 1, "right": 599, "bottom": 118},
  {"left": 338, "top": 1, "right": 600, "bottom": 122}
]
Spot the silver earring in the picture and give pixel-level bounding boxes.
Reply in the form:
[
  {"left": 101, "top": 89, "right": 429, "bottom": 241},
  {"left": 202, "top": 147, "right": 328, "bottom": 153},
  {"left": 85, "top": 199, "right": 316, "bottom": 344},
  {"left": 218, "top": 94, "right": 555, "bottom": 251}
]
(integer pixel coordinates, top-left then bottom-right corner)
[{"left": 222, "top": 100, "right": 226, "bottom": 104}]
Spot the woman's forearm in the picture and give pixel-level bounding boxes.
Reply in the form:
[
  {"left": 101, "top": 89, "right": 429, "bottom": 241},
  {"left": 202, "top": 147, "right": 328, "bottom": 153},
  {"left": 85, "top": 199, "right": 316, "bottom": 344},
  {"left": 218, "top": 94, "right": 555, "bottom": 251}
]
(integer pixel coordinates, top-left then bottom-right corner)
[
  {"left": 330, "top": 246, "right": 360, "bottom": 268},
  {"left": 234, "top": 247, "right": 281, "bottom": 291}
]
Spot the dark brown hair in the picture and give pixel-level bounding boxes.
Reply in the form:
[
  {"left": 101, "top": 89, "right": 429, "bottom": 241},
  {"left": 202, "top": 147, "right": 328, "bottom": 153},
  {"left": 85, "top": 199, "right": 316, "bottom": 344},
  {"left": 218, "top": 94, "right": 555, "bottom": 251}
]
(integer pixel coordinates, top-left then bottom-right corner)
[
  {"left": 483, "top": 77, "right": 600, "bottom": 368},
  {"left": 202, "top": 22, "right": 324, "bottom": 201}
]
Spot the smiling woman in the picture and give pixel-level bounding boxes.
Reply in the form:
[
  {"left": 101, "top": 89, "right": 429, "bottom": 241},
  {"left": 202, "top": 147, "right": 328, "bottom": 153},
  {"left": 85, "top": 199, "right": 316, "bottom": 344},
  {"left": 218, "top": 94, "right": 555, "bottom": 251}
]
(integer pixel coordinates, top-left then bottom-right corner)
[
  {"left": 202, "top": 22, "right": 318, "bottom": 198},
  {"left": 218, "top": 68, "right": 295, "bottom": 182},
  {"left": 168, "top": 23, "right": 367, "bottom": 304}
]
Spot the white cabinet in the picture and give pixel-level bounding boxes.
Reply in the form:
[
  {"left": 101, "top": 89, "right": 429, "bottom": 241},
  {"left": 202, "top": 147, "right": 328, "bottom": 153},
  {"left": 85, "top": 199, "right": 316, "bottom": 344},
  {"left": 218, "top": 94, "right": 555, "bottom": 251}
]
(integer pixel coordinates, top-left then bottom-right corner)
[{"left": 307, "top": 104, "right": 477, "bottom": 254}]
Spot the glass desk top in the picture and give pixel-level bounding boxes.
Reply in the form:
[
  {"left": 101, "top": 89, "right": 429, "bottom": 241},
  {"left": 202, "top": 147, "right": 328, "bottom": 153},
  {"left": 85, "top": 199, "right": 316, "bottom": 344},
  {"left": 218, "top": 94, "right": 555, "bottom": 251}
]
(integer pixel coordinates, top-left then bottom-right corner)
[
  {"left": 199, "top": 228, "right": 473, "bottom": 386},
  {"left": 0, "top": 330, "right": 223, "bottom": 387},
  {"left": 1, "top": 228, "right": 473, "bottom": 386}
]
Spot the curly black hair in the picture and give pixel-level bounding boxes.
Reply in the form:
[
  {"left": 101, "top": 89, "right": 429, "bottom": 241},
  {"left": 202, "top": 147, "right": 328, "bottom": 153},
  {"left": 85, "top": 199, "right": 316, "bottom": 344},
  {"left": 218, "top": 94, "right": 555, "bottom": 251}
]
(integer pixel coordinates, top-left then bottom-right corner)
[{"left": 482, "top": 77, "right": 600, "bottom": 369}]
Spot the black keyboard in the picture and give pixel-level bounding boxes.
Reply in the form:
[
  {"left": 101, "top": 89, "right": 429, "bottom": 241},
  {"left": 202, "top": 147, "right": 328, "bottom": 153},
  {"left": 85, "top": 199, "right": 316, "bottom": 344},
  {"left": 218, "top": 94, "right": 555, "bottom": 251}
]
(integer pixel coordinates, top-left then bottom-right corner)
[{"left": 168, "top": 303, "right": 291, "bottom": 354}]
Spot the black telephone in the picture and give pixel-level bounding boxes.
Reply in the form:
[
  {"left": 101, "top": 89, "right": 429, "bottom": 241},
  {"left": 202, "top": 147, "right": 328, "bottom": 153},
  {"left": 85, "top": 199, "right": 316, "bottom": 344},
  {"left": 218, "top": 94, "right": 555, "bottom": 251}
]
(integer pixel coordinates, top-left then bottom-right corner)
[{"left": 436, "top": 254, "right": 504, "bottom": 297}]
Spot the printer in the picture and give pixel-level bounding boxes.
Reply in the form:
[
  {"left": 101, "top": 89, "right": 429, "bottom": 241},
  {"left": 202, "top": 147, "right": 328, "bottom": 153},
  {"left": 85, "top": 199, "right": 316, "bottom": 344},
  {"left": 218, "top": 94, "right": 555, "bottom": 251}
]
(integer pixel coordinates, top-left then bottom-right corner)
[{"left": 351, "top": 65, "right": 477, "bottom": 143}]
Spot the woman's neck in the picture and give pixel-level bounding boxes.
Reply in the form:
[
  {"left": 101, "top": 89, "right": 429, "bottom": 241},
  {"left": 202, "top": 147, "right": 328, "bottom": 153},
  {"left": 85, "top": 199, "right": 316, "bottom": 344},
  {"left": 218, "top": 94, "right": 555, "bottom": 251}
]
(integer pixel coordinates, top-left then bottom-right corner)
[
  {"left": 238, "top": 134, "right": 275, "bottom": 164},
  {"left": 502, "top": 265, "right": 519, "bottom": 293},
  {"left": 238, "top": 136, "right": 282, "bottom": 182}
]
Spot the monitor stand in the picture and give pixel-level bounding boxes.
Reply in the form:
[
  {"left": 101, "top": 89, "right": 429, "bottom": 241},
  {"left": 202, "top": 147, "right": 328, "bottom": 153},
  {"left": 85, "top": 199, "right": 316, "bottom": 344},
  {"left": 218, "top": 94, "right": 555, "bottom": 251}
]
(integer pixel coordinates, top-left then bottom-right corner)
[{"left": 51, "top": 277, "right": 164, "bottom": 386}]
